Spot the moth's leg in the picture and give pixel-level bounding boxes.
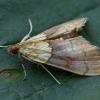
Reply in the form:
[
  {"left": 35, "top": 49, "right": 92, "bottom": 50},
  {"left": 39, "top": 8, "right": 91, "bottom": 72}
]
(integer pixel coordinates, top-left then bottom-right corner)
[
  {"left": 21, "top": 63, "right": 26, "bottom": 80},
  {"left": 18, "top": 54, "right": 26, "bottom": 80},
  {"left": 40, "top": 64, "right": 61, "bottom": 84},
  {"left": 21, "top": 19, "right": 33, "bottom": 42}
]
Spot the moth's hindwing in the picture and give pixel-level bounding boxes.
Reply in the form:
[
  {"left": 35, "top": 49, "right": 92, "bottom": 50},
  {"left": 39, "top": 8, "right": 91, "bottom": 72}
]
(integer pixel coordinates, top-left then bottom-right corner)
[{"left": 27, "top": 18, "right": 88, "bottom": 41}]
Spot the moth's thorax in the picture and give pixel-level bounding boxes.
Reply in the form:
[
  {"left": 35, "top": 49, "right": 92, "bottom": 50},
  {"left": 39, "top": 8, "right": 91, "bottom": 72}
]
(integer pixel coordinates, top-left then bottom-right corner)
[{"left": 8, "top": 44, "right": 21, "bottom": 54}]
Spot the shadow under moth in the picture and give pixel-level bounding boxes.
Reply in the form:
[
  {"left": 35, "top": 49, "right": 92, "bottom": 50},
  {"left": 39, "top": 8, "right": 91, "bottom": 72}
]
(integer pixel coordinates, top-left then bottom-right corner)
[{"left": 1, "top": 18, "right": 99, "bottom": 84}]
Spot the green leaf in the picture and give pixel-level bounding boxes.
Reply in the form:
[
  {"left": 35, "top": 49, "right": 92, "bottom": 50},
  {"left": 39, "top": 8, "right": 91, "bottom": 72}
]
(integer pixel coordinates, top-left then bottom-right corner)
[{"left": 0, "top": 0, "right": 100, "bottom": 100}]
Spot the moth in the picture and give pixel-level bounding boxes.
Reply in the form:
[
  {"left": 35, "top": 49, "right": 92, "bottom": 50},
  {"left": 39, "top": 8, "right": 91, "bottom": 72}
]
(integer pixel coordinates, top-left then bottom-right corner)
[{"left": 1, "top": 18, "right": 99, "bottom": 84}]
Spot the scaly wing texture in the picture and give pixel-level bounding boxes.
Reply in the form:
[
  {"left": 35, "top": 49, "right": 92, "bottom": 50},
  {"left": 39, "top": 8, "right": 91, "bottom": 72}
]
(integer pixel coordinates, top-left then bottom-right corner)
[
  {"left": 19, "top": 36, "right": 100, "bottom": 76},
  {"left": 46, "top": 36, "right": 100, "bottom": 76},
  {"left": 27, "top": 18, "right": 88, "bottom": 41},
  {"left": 19, "top": 41, "right": 52, "bottom": 63}
]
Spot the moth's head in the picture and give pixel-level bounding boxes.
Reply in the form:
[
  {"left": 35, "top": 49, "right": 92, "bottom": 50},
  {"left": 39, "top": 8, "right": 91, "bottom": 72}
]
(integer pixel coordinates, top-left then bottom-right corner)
[{"left": 8, "top": 44, "right": 20, "bottom": 54}]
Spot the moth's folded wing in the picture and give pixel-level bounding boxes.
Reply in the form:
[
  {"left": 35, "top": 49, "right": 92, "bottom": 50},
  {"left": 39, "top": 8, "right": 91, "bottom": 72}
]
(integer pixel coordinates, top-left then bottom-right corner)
[
  {"left": 27, "top": 18, "right": 88, "bottom": 41},
  {"left": 19, "top": 41, "right": 53, "bottom": 63},
  {"left": 46, "top": 36, "right": 100, "bottom": 76}
]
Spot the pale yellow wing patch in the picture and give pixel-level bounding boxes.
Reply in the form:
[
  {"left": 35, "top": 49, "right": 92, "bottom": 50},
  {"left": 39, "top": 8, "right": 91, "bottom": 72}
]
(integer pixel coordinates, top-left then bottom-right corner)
[{"left": 19, "top": 41, "right": 52, "bottom": 63}]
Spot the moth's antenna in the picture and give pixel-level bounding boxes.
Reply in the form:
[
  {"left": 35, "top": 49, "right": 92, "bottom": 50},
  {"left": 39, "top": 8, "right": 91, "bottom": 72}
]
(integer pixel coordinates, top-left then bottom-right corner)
[
  {"left": 0, "top": 46, "right": 8, "bottom": 48},
  {"left": 21, "top": 19, "right": 33, "bottom": 42},
  {"left": 40, "top": 64, "right": 61, "bottom": 84}
]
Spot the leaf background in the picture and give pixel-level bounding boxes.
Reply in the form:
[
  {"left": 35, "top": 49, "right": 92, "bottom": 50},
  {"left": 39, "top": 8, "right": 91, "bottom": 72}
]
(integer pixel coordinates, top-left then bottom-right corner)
[{"left": 0, "top": 0, "right": 100, "bottom": 100}]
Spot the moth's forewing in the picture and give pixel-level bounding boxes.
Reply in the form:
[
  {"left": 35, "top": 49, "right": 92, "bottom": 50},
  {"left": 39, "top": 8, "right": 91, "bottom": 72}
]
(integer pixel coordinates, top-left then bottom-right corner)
[
  {"left": 18, "top": 41, "right": 52, "bottom": 63},
  {"left": 27, "top": 18, "right": 88, "bottom": 41},
  {"left": 46, "top": 36, "right": 100, "bottom": 76},
  {"left": 17, "top": 36, "right": 100, "bottom": 76}
]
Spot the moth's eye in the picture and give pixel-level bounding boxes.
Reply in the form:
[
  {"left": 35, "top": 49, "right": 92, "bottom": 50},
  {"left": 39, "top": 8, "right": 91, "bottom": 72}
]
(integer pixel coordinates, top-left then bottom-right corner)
[{"left": 8, "top": 45, "right": 19, "bottom": 54}]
